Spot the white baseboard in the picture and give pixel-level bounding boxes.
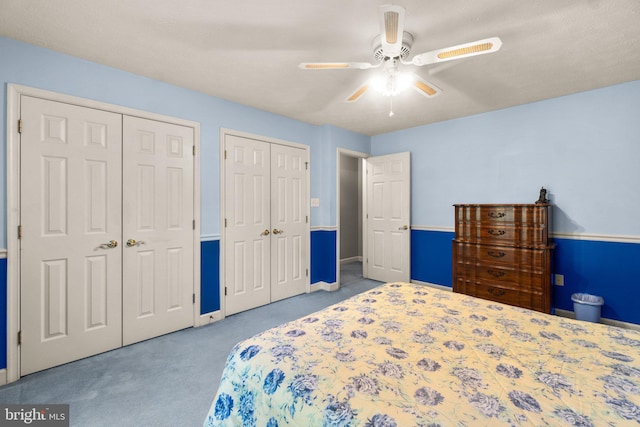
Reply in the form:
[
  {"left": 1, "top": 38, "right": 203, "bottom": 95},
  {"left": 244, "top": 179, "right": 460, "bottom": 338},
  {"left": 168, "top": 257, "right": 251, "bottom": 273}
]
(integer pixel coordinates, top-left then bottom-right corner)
[
  {"left": 310, "top": 281, "right": 339, "bottom": 292},
  {"left": 0, "top": 369, "right": 6, "bottom": 386},
  {"left": 554, "top": 308, "right": 576, "bottom": 319},
  {"left": 198, "top": 310, "right": 223, "bottom": 326}
]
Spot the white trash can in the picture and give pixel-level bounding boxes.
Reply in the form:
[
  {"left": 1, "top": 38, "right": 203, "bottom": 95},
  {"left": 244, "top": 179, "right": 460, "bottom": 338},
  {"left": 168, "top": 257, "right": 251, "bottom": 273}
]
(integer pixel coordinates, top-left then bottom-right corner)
[{"left": 571, "top": 293, "right": 604, "bottom": 323}]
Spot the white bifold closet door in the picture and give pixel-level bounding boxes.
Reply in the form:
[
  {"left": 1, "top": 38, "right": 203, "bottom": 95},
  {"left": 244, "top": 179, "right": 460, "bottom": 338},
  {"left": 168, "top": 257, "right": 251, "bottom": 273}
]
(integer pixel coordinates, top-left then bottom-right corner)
[
  {"left": 19, "top": 96, "right": 194, "bottom": 375},
  {"left": 224, "top": 134, "right": 308, "bottom": 316}
]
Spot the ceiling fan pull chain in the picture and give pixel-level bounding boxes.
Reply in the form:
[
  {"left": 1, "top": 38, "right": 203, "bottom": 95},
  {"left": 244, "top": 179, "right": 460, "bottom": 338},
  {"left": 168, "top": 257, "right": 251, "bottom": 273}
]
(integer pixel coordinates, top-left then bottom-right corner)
[{"left": 389, "top": 97, "right": 394, "bottom": 117}]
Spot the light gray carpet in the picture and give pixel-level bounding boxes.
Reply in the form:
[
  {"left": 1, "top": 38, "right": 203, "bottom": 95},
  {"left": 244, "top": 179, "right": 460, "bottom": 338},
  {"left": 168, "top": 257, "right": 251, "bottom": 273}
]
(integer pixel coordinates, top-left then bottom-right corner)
[{"left": 0, "top": 262, "right": 380, "bottom": 426}]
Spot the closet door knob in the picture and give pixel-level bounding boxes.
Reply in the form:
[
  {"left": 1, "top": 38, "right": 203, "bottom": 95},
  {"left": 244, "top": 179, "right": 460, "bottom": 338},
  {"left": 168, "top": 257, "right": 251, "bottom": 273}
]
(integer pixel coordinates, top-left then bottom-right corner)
[
  {"left": 399, "top": 225, "right": 408, "bottom": 230},
  {"left": 261, "top": 229, "right": 270, "bottom": 236},
  {"left": 272, "top": 229, "right": 283, "bottom": 235},
  {"left": 99, "top": 240, "right": 118, "bottom": 249},
  {"left": 126, "top": 239, "right": 146, "bottom": 247}
]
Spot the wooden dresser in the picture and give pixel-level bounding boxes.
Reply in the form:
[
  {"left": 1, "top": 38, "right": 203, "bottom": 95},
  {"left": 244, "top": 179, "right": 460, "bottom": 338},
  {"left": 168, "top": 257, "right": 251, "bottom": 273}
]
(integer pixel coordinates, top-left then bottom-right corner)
[{"left": 452, "top": 204, "right": 553, "bottom": 313}]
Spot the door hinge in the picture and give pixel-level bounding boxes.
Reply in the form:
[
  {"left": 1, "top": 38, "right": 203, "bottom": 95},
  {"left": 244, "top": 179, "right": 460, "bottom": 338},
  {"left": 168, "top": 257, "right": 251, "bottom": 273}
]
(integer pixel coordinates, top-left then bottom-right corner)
[
  {"left": 306, "top": 268, "right": 309, "bottom": 277},
  {"left": 18, "top": 225, "right": 22, "bottom": 239},
  {"left": 18, "top": 119, "right": 23, "bottom": 134},
  {"left": 306, "top": 215, "right": 308, "bottom": 224},
  {"left": 18, "top": 331, "right": 22, "bottom": 345},
  {"left": 224, "top": 287, "right": 227, "bottom": 296},
  {"left": 224, "top": 150, "right": 227, "bottom": 160},
  {"left": 192, "top": 293, "right": 196, "bottom": 304},
  {"left": 193, "top": 219, "right": 196, "bottom": 230},
  {"left": 224, "top": 218, "right": 227, "bottom": 228},
  {"left": 193, "top": 145, "right": 196, "bottom": 156},
  {"left": 305, "top": 161, "right": 308, "bottom": 170}
]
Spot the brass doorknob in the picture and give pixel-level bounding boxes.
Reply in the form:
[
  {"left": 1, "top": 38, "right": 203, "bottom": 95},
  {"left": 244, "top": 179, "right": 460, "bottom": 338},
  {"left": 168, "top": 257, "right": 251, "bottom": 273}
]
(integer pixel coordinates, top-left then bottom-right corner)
[
  {"left": 272, "top": 229, "right": 283, "bottom": 235},
  {"left": 102, "top": 240, "right": 118, "bottom": 248},
  {"left": 398, "top": 225, "right": 408, "bottom": 230},
  {"left": 126, "top": 239, "right": 146, "bottom": 247},
  {"left": 261, "top": 229, "right": 270, "bottom": 236}
]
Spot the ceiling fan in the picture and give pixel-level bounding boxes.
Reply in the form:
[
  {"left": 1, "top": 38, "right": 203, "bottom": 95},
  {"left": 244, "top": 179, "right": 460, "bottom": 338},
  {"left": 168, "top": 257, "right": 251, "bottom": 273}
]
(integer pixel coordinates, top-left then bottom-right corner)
[{"left": 299, "top": 4, "right": 502, "bottom": 106}]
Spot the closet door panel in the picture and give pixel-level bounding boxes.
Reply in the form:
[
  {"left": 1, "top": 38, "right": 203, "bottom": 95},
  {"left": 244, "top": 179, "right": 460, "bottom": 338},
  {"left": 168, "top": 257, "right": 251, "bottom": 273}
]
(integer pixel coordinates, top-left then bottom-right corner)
[
  {"left": 20, "top": 96, "right": 123, "bottom": 375},
  {"left": 122, "top": 116, "right": 194, "bottom": 345},
  {"left": 224, "top": 135, "right": 271, "bottom": 315},
  {"left": 270, "top": 144, "right": 308, "bottom": 302}
]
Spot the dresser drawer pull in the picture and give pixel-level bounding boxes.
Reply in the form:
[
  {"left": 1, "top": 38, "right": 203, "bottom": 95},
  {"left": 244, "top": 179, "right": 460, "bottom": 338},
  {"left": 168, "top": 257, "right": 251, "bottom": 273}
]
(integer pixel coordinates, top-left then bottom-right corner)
[
  {"left": 487, "top": 269, "right": 505, "bottom": 278},
  {"left": 487, "top": 250, "right": 506, "bottom": 258},
  {"left": 488, "top": 287, "right": 506, "bottom": 297},
  {"left": 488, "top": 212, "right": 506, "bottom": 219},
  {"left": 488, "top": 229, "right": 506, "bottom": 236}
]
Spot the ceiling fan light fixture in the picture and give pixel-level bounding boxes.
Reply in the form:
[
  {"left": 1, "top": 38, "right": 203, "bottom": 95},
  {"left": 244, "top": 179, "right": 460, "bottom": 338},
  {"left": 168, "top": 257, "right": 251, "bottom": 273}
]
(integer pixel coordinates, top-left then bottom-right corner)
[{"left": 370, "top": 72, "right": 414, "bottom": 96}]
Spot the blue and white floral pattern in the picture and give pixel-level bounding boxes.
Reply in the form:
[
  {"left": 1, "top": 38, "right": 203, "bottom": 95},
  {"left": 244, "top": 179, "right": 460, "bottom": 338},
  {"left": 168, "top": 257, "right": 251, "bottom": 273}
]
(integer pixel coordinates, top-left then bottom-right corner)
[{"left": 204, "top": 283, "right": 640, "bottom": 426}]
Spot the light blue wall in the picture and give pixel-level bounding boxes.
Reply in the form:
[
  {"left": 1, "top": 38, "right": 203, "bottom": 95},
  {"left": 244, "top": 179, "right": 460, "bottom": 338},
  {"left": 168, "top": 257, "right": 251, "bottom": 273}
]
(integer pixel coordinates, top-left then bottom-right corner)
[
  {"left": 373, "top": 80, "right": 640, "bottom": 325},
  {"left": 0, "top": 36, "right": 366, "bottom": 245},
  {"left": 372, "top": 80, "right": 640, "bottom": 236},
  {"left": 310, "top": 125, "right": 370, "bottom": 226},
  {"left": 0, "top": 35, "right": 371, "bottom": 369}
]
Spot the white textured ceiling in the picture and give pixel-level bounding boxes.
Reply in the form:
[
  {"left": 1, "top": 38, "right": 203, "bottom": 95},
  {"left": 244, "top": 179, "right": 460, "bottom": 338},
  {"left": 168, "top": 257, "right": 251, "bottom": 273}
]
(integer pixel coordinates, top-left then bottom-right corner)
[{"left": 1, "top": 0, "right": 639, "bottom": 136}]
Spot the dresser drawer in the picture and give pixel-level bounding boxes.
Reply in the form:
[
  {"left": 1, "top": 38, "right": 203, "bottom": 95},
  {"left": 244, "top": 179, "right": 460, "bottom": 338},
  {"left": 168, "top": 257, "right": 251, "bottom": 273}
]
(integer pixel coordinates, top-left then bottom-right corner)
[
  {"left": 453, "top": 278, "right": 547, "bottom": 312},
  {"left": 455, "top": 205, "right": 549, "bottom": 226},
  {"left": 455, "top": 262, "right": 545, "bottom": 290},
  {"left": 454, "top": 242, "right": 546, "bottom": 267},
  {"left": 455, "top": 223, "right": 548, "bottom": 246}
]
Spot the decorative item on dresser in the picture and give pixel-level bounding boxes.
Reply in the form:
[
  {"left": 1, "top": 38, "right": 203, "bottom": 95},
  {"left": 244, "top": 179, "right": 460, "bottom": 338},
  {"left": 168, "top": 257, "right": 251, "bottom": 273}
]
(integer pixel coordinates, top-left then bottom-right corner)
[{"left": 452, "top": 203, "right": 553, "bottom": 313}]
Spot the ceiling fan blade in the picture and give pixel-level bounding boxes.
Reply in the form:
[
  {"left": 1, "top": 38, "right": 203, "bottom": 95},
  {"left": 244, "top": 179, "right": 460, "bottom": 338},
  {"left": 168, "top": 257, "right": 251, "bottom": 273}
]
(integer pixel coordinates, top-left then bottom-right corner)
[
  {"left": 408, "top": 37, "right": 503, "bottom": 66},
  {"left": 299, "top": 62, "right": 377, "bottom": 70},
  {"left": 378, "top": 4, "right": 405, "bottom": 58},
  {"left": 412, "top": 74, "right": 442, "bottom": 98},
  {"left": 346, "top": 84, "right": 369, "bottom": 102}
]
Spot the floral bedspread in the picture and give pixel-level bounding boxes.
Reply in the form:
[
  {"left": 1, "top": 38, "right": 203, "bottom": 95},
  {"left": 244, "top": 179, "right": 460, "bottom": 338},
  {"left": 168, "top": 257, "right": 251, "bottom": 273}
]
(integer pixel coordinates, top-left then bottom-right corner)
[{"left": 204, "top": 283, "right": 640, "bottom": 426}]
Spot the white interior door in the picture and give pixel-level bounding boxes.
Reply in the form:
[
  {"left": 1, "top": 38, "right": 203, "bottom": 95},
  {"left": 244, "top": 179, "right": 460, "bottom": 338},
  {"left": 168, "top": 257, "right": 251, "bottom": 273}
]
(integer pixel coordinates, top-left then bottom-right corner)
[
  {"left": 122, "top": 116, "right": 195, "bottom": 345},
  {"left": 224, "top": 135, "right": 272, "bottom": 315},
  {"left": 365, "top": 152, "right": 411, "bottom": 283},
  {"left": 20, "top": 96, "right": 123, "bottom": 375},
  {"left": 270, "top": 144, "right": 308, "bottom": 302}
]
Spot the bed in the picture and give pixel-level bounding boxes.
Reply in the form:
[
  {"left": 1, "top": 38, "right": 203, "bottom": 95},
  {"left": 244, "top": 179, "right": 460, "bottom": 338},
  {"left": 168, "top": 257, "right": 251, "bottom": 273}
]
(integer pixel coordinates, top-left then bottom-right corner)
[{"left": 204, "top": 283, "right": 640, "bottom": 426}]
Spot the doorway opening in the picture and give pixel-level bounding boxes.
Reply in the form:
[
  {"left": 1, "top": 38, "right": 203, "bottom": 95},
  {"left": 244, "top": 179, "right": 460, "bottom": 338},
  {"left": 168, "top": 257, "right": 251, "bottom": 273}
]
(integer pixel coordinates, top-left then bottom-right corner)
[{"left": 336, "top": 149, "right": 368, "bottom": 287}]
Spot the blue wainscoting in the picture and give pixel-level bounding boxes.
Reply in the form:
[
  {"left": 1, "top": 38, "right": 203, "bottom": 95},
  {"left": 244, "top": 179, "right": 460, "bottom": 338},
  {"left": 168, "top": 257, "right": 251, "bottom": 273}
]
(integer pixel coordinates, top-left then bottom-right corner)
[
  {"left": 0, "top": 258, "right": 7, "bottom": 370},
  {"left": 410, "top": 229, "right": 640, "bottom": 326},
  {"left": 553, "top": 238, "right": 640, "bottom": 325},
  {"left": 200, "top": 232, "right": 336, "bottom": 315},
  {"left": 311, "top": 230, "right": 337, "bottom": 284},
  {"left": 411, "top": 229, "right": 454, "bottom": 287},
  {"left": 201, "top": 239, "right": 221, "bottom": 314}
]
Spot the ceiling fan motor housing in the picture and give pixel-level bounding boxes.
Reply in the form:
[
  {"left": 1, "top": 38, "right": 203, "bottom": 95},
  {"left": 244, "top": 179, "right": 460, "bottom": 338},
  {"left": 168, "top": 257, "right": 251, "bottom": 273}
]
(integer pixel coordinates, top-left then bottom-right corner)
[{"left": 373, "top": 31, "right": 414, "bottom": 62}]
